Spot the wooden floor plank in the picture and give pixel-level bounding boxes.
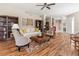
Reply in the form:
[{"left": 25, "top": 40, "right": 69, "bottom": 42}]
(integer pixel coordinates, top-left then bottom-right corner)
[{"left": 0, "top": 33, "right": 78, "bottom": 56}]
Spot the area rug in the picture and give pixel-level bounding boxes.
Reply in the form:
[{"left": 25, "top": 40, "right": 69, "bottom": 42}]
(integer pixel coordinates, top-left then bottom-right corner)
[{"left": 24, "top": 40, "right": 52, "bottom": 53}]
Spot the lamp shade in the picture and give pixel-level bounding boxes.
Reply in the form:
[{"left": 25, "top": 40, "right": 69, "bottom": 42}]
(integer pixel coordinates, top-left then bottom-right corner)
[{"left": 12, "top": 24, "right": 19, "bottom": 29}]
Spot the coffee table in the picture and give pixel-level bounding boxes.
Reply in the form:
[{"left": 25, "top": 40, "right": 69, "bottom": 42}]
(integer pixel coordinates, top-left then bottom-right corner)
[{"left": 30, "top": 35, "right": 50, "bottom": 44}]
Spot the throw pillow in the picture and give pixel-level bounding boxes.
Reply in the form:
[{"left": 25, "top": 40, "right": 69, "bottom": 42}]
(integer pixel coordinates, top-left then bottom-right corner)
[{"left": 35, "top": 28, "right": 39, "bottom": 32}]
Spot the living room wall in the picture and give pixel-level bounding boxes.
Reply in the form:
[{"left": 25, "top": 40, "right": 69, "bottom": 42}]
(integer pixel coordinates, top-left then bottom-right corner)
[
  {"left": 66, "top": 11, "right": 79, "bottom": 34},
  {"left": 0, "top": 7, "right": 41, "bottom": 28},
  {"left": 54, "top": 17, "right": 65, "bottom": 33}
]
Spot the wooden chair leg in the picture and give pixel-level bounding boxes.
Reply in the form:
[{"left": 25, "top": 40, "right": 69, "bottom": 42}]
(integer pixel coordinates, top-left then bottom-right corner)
[
  {"left": 47, "top": 37, "right": 51, "bottom": 41},
  {"left": 17, "top": 44, "right": 30, "bottom": 52},
  {"left": 28, "top": 44, "right": 30, "bottom": 48},
  {"left": 70, "top": 39, "right": 71, "bottom": 45},
  {"left": 18, "top": 47, "right": 21, "bottom": 52}
]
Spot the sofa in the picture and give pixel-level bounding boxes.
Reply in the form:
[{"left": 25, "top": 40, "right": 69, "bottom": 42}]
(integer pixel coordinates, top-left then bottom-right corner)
[{"left": 20, "top": 26, "right": 42, "bottom": 37}]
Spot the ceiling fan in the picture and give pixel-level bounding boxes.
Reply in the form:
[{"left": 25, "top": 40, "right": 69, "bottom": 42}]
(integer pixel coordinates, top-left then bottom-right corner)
[{"left": 36, "top": 3, "right": 55, "bottom": 10}]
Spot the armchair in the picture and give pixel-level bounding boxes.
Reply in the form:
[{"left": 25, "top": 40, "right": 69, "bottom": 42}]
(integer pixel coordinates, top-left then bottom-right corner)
[
  {"left": 12, "top": 24, "right": 31, "bottom": 52},
  {"left": 12, "top": 29, "right": 31, "bottom": 52}
]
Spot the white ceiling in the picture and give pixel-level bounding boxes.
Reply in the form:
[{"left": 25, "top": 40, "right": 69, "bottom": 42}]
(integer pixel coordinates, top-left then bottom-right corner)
[{"left": 0, "top": 3, "right": 79, "bottom": 17}]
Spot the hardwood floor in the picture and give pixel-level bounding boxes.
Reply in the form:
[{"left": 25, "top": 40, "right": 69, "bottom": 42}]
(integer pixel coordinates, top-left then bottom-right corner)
[{"left": 0, "top": 33, "right": 78, "bottom": 56}]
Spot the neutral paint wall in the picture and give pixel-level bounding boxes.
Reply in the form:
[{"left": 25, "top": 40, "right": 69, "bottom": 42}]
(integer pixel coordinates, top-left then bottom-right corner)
[
  {"left": 66, "top": 11, "right": 79, "bottom": 34},
  {"left": 54, "top": 17, "right": 65, "bottom": 32},
  {"left": 73, "top": 12, "right": 79, "bottom": 33},
  {"left": 55, "top": 11, "right": 79, "bottom": 34},
  {"left": 0, "top": 8, "right": 41, "bottom": 28},
  {"left": 66, "top": 16, "right": 73, "bottom": 34}
]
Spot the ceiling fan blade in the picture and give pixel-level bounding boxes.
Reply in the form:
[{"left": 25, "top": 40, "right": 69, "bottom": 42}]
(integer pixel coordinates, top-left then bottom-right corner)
[
  {"left": 41, "top": 6, "right": 45, "bottom": 10},
  {"left": 46, "top": 7, "right": 50, "bottom": 10},
  {"left": 48, "top": 3, "right": 55, "bottom": 6},
  {"left": 36, "top": 5, "right": 43, "bottom": 6},
  {"left": 44, "top": 3, "right": 47, "bottom": 5}
]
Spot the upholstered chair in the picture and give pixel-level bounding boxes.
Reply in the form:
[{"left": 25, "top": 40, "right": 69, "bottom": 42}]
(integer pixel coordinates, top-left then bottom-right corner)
[
  {"left": 12, "top": 24, "right": 31, "bottom": 51},
  {"left": 12, "top": 29, "right": 31, "bottom": 51}
]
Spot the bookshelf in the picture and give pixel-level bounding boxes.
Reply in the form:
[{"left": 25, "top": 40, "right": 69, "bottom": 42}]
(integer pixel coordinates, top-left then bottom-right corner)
[{"left": 0, "top": 15, "right": 18, "bottom": 41}]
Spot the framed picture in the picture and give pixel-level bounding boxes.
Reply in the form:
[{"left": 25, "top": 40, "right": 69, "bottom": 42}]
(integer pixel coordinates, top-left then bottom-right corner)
[
  {"left": 21, "top": 18, "right": 33, "bottom": 27},
  {"left": 22, "top": 18, "right": 27, "bottom": 26},
  {"left": 26, "top": 18, "right": 33, "bottom": 26}
]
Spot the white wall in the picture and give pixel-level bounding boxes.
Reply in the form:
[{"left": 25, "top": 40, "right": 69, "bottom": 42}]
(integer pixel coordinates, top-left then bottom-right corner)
[
  {"left": 66, "top": 16, "right": 74, "bottom": 34},
  {"left": 0, "top": 7, "right": 41, "bottom": 28},
  {"left": 54, "top": 12, "right": 79, "bottom": 34},
  {"left": 54, "top": 17, "right": 64, "bottom": 32},
  {"left": 73, "top": 12, "right": 79, "bottom": 33},
  {"left": 54, "top": 11, "right": 79, "bottom": 34},
  {"left": 66, "top": 11, "right": 79, "bottom": 34}
]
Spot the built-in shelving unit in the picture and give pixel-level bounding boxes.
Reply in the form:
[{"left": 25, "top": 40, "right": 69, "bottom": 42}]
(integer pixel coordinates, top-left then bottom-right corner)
[{"left": 0, "top": 15, "right": 18, "bottom": 41}]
